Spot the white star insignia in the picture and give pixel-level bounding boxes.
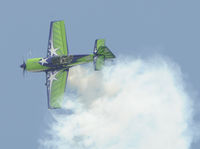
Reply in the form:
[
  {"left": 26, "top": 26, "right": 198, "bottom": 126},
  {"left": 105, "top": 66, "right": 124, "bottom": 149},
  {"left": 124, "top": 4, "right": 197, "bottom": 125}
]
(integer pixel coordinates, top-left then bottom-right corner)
[
  {"left": 49, "top": 72, "right": 57, "bottom": 82},
  {"left": 40, "top": 58, "right": 48, "bottom": 65},
  {"left": 48, "top": 40, "right": 59, "bottom": 56},
  {"left": 48, "top": 71, "right": 59, "bottom": 94}
]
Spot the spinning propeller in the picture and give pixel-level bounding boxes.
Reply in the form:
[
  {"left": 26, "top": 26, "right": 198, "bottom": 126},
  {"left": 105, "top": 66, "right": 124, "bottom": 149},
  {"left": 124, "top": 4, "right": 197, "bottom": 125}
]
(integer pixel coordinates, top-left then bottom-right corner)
[
  {"left": 20, "top": 60, "right": 26, "bottom": 77},
  {"left": 20, "top": 50, "right": 32, "bottom": 77}
]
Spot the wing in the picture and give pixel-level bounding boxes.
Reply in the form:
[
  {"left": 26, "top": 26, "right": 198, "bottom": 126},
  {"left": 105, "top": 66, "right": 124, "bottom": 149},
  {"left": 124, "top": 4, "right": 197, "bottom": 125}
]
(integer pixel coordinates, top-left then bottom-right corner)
[
  {"left": 47, "top": 20, "right": 68, "bottom": 57},
  {"left": 46, "top": 69, "right": 69, "bottom": 109}
]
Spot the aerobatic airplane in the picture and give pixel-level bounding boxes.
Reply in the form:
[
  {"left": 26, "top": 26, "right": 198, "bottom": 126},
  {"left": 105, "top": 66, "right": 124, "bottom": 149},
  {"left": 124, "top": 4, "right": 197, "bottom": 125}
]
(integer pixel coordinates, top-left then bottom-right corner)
[{"left": 20, "top": 20, "right": 115, "bottom": 109}]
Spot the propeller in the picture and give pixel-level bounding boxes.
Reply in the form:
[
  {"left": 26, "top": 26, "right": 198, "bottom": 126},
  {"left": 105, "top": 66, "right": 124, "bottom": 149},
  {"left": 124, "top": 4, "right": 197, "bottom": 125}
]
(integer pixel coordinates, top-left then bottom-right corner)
[
  {"left": 20, "top": 59, "right": 26, "bottom": 77},
  {"left": 20, "top": 49, "right": 31, "bottom": 77}
]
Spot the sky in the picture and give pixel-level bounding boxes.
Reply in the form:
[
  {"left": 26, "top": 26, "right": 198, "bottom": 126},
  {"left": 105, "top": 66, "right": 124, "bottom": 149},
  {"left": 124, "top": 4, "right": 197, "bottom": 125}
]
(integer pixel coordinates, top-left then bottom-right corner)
[{"left": 0, "top": 0, "right": 199, "bottom": 149}]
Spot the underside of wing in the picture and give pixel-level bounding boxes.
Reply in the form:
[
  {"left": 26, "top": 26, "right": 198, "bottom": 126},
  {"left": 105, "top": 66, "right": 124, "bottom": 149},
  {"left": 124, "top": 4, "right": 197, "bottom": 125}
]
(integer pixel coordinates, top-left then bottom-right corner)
[
  {"left": 46, "top": 69, "right": 68, "bottom": 109},
  {"left": 47, "top": 20, "right": 68, "bottom": 57}
]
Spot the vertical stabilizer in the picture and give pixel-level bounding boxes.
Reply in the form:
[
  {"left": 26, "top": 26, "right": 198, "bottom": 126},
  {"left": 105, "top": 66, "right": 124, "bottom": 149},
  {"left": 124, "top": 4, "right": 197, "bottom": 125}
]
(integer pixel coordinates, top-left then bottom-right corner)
[{"left": 93, "top": 39, "right": 115, "bottom": 70}]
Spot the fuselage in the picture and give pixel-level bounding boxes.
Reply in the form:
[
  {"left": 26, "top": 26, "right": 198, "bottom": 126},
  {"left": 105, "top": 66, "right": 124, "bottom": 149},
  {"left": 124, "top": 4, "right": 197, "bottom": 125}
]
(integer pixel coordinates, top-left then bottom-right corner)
[{"left": 22, "top": 54, "right": 94, "bottom": 72}]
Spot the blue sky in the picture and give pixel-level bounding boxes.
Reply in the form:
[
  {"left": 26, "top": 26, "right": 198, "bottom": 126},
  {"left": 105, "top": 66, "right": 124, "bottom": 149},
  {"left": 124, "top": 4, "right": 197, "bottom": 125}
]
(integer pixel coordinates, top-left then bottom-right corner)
[{"left": 0, "top": 0, "right": 199, "bottom": 149}]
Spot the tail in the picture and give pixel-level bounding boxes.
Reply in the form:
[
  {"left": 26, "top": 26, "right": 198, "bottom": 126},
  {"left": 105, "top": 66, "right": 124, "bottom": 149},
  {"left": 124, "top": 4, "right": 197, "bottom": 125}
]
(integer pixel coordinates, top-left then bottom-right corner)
[{"left": 93, "top": 39, "right": 115, "bottom": 70}]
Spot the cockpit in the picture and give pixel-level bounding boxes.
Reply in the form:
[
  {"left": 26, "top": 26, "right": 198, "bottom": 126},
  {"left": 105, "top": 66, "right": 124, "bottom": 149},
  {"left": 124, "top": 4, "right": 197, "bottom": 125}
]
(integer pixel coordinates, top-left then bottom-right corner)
[{"left": 51, "top": 55, "right": 73, "bottom": 65}]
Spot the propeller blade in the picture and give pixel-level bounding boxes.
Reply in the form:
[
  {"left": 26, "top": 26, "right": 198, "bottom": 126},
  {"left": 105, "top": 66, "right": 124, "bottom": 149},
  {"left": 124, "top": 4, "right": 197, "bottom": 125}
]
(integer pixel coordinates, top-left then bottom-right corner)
[{"left": 20, "top": 60, "right": 26, "bottom": 77}]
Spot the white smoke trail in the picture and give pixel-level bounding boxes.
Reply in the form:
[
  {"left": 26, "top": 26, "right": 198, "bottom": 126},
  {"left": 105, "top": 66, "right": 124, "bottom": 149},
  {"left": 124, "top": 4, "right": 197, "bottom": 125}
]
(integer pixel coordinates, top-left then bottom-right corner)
[{"left": 40, "top": 56, "right": 193, "bottom": 149}]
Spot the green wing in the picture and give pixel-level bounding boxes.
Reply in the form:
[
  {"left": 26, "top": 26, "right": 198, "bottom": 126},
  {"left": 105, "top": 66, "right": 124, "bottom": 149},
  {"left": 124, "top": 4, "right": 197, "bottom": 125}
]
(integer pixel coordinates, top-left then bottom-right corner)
[
  {"left": 47, "top": 20, "right": 68, "bottom": 57},
  {"left": 46, "top": 69, "right": 68, "bottom": 109}
]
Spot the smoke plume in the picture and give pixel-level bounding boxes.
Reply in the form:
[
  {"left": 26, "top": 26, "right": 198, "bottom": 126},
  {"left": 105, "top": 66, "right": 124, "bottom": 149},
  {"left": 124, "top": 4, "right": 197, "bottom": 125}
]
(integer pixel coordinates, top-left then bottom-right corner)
[{"left": 40, "top": 56, "right": 194, "bottom": 149}]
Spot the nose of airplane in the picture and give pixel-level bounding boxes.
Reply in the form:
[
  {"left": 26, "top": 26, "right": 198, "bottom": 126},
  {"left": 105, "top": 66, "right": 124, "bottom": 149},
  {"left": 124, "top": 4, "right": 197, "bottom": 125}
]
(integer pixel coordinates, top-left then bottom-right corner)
[
  {"left": 20, "top": 62, "right": 26, "bottom": 69},
  {"left": 20, "top": 61, "right": 26, "bottom": 77}
]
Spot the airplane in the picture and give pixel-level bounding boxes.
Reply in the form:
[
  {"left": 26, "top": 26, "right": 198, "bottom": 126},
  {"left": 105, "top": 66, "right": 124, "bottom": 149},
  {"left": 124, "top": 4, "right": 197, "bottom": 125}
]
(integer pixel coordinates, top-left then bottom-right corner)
[{"left": 20, "top": 20, "right": 115, "bottom": 109}]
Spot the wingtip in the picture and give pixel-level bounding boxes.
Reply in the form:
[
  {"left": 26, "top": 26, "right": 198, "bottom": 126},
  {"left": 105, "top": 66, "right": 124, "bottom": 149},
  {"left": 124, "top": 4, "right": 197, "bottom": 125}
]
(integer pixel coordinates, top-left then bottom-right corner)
[{"left": 51, "top": 20, "right": 64, "bottom": 24}]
